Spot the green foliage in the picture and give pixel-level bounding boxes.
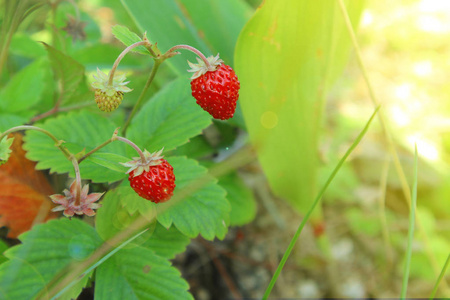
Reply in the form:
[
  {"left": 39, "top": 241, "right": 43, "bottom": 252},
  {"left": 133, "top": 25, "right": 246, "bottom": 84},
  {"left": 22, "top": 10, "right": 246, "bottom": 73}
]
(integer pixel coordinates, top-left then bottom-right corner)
[
  {"left": 111, "top": 25, "right": 150, "bottom": 55},
  {"left": 23, "top": 110, "right": 128, "bottom": 183},
  {"left": 127, "top": 77, "right": 212, "bottom": 152},
  {"left": 0, "top": 219, "right": 102, "bottom": 300},
  {"left": 95, "top": 245, "right": 193, "bottom": 300},
  {"left": 234, "top": 0, "right": 364, "bottom": 218},
  {"left": 0, "top": 135, "right": 13, "bottom": 165},
  {"left": 219, "top": 171, "right": 257, "bottom": 226}
]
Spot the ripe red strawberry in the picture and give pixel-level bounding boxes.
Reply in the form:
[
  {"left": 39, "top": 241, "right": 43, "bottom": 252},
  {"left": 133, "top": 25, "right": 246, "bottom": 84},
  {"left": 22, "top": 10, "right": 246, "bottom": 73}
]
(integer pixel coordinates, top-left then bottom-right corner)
[
  {"left": 121, "top": 149, "right": 175, "bottom": 203},
  {"left": 189, "top": 54, "right": 240, "bottom": 120},
  {"left": 128, "top": 159, "right": 175, "bottom": 203}
]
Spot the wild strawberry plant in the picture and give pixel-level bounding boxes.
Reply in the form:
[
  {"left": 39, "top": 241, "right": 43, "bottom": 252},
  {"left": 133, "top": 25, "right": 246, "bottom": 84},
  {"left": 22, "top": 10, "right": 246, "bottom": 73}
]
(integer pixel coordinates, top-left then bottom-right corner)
[{"left": 0, "top": 1, "right": 256, "bottom": 298}]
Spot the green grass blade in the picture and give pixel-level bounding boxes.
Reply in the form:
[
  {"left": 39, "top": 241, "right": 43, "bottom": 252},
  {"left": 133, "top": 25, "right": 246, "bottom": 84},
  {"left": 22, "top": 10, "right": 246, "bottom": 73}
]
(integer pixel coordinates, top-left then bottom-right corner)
[
  {"left": 400, "top": 144, "right": 418, "bottom": 299},
  {"left": 429, "top": 253, "right": 450, "bottom": 299},
  {"left": 262, "top": 106, "right": 380, "bottom": 299}
]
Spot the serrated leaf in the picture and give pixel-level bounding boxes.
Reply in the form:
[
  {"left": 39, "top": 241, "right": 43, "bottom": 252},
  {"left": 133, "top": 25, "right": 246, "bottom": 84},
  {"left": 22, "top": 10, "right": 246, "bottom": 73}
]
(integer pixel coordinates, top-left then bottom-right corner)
[
  {"left": 0, "top": 136, "right": 13, "bottom": 165},
  {"left": 157, "top": 156, "right": 230, "bottom": 240},
  {"left": 23, "top": 111, "right": 128, "bottom": 183},
  {"left": 219, "top": 171, "right": 256, "bottom": 226},
  {"left": 0, "top": 218, "right": 102, "bottom": 300},
  {"left": 96, "top": 190, "right": 190, "bottom": 259},
  {"left": 0, "top": 59, "right": 45, "bottom": 113},
  {"left": 43, "top": 42, "right": 87, "bottom": 106},
  {"left": 111, "top": 24, "right": 149, "bottom": 55},
  {"left": 95, "top": 245, "right": 192, "bottom": 300},
  {"left": 234, "top": 0, "right": 364, "bottom": 216},
  {"left": 96, "top": 185, "right": 158, "bottom": 248},
  {"left": 127, "top": 77, "right": 212, "bottom": 152}
]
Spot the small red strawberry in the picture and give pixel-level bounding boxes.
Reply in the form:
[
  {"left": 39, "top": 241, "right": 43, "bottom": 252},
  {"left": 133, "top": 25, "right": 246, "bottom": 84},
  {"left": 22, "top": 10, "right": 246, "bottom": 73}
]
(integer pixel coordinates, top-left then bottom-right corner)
[
  {"left": 188, "top": 54, "right": 240, "bottom": 120},
  {"left": 121, "top": 149, "right": 175, "bottom": 203}
]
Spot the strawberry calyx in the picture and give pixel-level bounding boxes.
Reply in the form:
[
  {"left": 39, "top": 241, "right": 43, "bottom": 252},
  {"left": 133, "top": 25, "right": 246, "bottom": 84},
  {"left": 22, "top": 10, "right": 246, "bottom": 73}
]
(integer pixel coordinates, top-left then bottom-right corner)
[
  {"left": 187, "top": 53, "right": 224, "bottom": 80},
  {"left": 120, "top": 148, "right": 165, "bottom": 177},
  {"left": 91, "top": 68, "right": 132, "bottom": 97}
]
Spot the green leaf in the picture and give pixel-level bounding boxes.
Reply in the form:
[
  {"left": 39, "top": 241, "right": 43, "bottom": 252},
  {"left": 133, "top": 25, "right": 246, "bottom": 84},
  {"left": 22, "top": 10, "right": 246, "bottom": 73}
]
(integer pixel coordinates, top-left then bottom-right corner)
[
  {"left": 127, "top": 77, "right": 212, "bottom": 152},
  {"left": 0, "top": 240, "right": 8, "bottom": 265},
  {"left": 23, "top": 110, "right": 128, "bottom": 183},
  {"left": 234, "top": 0, "right": 364, "bottom": 216},
  {"left": 0, "top": 59, "right": 46, "bottom": 113},
  {"left": 43, "top": 42, "right": 87, "bottom": 106},
  {"left": 0, "top": 114, "right": 27, "bottom": 132},
  {"left": 95, "top": 245, "right": 192, "bottom": 300},
  {"left": 219, "top": 171, "right": 257, "bottom": 226},
  {"left": 0, "top": 136, "right": 13, "bottom": 166},
  {"left": 157, "top": 156, "right": 230, "bottom": 240},
  {"left": 111, "top": 24, "right": 149, "bottom": 55},
  {"left": 140, "top": 223, "right": 191, "bottom": 260},
  {"left": 174, "top": 0, "right": 253, "bottom": 65},
  {"left": 96, "top": 191, "right": 190, "bottom": 259},
  {"left": 9, "top": 33, "right": 46, "bottom": 59},
  {"left": 0, "top": 218, "right": 102, "bottom": 300}
]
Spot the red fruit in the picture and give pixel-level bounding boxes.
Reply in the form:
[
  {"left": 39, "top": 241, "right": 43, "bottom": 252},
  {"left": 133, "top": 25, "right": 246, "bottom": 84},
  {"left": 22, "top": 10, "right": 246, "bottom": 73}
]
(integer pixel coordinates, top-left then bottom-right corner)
[
  {"left": 188, "top": 54, "right": 240, "bottom": 120},
  {"left": 128, "top": 159, "right": 175, "bottom": 203}
]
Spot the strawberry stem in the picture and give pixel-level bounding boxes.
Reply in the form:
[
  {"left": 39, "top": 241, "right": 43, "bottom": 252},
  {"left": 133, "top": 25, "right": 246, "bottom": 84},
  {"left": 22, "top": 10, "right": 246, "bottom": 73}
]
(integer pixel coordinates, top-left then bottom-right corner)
[
  {"left": 114, "top": 136, "right": 147, "bottom": 163},
  {"left": 167, "top": 44, "right": 211, "bottom": 68},
  {"left": 108, "top": 40, "right": 152, "bottom": 86},
  {"left": 70, "top": 155, "right": 82, "bottom": 206},
  {"left": 0, "top": 125, "right": 71, "bottom": 159}
]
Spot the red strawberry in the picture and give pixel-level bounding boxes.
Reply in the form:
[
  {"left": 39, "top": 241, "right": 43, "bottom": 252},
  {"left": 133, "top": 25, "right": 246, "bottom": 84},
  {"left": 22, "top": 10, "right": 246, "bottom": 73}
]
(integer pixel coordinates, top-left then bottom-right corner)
[
  {"left": 121, "top": 149, "right": 175, "bottom": 203},
  {"left": 188, "top": 54, "right": 240, "bottom": 120}
]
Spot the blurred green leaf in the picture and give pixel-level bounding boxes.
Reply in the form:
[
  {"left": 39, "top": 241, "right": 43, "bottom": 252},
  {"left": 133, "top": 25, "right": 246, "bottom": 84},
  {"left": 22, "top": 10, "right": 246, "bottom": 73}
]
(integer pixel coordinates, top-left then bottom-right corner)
[
  {"left": 127, "top": 77, "right": 212, "bottom": 152},
  {"left": 95, "top": 245, "right": 193, "bottom": 300},
  {"left": 0, "top": 219, "right": 101, "bottom": 300},
  {"left": 0, "top": 114, "right": 27, "bottom": 132},
  {"left": 43, "top": 43, "right": 88, "bottom": 106},
  {"left": 111, "top": 25, "right": 149, "bottom": 55},
  {"left": 0, "top": 59, "right": 45, "bottom": 114},
  {"left": 219, "top": 171, "right": 257, "bottom": 226},
  {"left": 175, "top": 0, "right": 253, "bottom": 65},
  {"left": 23, "top": 111, "right": 128, "bottom": 183},
  {"left": 9, "top": 34, "right": 46, "bottom": 59},
  {"left": 234, "top": 0, "right": 364, "bottom": 216}
]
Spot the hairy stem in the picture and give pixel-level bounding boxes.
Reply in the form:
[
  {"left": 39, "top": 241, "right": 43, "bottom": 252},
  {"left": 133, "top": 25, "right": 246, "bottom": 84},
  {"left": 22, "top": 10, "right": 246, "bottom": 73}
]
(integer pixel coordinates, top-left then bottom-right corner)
[{"left": 114, "top": 136, "right": 146, "bottom": 163}]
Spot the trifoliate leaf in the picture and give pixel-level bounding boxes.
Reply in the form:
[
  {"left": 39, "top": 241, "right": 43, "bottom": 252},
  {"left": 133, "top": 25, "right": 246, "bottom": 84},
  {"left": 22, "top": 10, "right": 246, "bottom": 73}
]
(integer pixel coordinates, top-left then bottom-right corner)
[
  {"left": 95, "top": 245, "right": 193, "bottom": 300},
  {"left": 127, "top": 77, "right": 212, "bottom": 153},
  {"left": 111, "top": 25, "right": 149, "bottom": 55},
  {"left": 0, "top": 218, "right": 102, "bottom": 300},
  {"left": 23, "top": 110, "right": 128, "bottom": 183},
  {"left": 0, "top": 136, "right": 13, "bottom": 166}
]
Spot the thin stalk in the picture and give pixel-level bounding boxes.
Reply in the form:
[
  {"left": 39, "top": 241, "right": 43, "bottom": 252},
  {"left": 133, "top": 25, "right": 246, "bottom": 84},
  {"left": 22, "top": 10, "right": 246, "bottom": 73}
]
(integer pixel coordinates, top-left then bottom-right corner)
[
  {"left": 114, "top": 136, "right": 146, "bottom": 162},
  {"left": 108, "top": 41, "right": 149, "bottom": 85},
  {"left": 121, "top": 59, "right": 162, "bottom": 135},
  {"left": 70, "top": 156, "right": 82, "bottom": 206},
  {"left": 0, "top": 125, "right": 71, "bottom": 158},
  {"left": 429, "top": 253, "right": 450, "bottom": 299},
  {"left": 78, "top": 139, "right": 113, "bottom": 164},
  {"left": 262, "top": 106, "right": 380, "bottom": 299},
  {"left": 30, "top": 101, "right": 94, "bottom": 123},
  {"left": 168, "top": 44, "right": 210, "bottom": 68},
  {"left": 400, "top": 144, "right": 418, "bottom": 299}
]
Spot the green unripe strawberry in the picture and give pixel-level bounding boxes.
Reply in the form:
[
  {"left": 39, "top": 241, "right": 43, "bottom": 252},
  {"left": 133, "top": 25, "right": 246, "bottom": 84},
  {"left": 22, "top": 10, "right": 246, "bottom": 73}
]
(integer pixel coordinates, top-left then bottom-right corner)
[{"left": 91, "top": 68, "right": 132, "bottom": 112}]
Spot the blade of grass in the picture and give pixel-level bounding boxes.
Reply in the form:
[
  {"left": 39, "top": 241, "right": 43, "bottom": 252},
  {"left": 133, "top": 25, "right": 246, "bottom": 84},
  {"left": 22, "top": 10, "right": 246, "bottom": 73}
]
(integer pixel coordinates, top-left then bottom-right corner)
[
  {"left": 262, "top": 106, "right": 380, "bottom": 299},
  {"left": 338, "top": 0, "right": 448, "bottom": 293},
  {"left": 400, "top": 144, "right": 418, "bottom": 299},
  {"left": 429, "top": 253, "right": 450, "bottom": 300}
]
